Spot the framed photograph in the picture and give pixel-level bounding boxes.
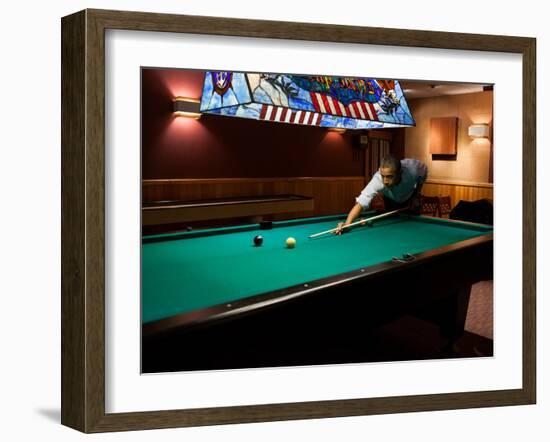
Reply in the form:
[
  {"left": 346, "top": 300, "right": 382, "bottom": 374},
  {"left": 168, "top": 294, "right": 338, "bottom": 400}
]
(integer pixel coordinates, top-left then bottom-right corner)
[{"left": 61, "top": 9, "right": 536, "bottom": 433}]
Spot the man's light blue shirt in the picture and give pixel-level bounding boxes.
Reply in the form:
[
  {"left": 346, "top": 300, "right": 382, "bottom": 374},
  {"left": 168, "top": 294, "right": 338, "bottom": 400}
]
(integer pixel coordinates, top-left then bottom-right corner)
[{"left": 356, "top": 159, "right": 428, "bottom": 209}]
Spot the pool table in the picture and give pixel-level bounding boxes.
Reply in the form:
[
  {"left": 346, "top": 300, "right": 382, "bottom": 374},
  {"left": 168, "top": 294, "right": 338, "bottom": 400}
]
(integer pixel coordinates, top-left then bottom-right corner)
[{"left": 142, "top": 213, "right": 493, "bottom": 372}]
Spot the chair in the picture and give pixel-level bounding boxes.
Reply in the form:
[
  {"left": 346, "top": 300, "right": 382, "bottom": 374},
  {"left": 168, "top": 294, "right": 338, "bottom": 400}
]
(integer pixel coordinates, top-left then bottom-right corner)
[
  {"left": 420, "top": 195, "right": 440, "bottom": 217},
  {"left": 438, "top": 196, "right": 452, "bottom": 218},
  {"left": 371, "top": 193, "right": 386, "bottom": 211},
  {"left": 450, "top": 199, "right": 493, "bottom": 225}
]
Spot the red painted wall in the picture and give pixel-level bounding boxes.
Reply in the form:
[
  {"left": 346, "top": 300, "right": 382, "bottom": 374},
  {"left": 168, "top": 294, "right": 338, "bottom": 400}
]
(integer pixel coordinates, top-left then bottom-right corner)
[{"left": 141, "top": 68, "right": 365, "bottom": 179}]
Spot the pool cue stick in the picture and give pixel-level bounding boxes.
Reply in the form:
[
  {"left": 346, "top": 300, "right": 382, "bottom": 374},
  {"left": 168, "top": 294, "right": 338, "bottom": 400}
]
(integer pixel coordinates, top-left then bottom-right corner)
[{"left": 308, "top": 208, "right": 408, "bottom": 238}]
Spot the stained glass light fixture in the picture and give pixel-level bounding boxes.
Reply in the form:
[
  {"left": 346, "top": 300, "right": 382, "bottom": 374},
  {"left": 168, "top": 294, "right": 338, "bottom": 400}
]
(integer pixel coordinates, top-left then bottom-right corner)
[{"left": 199, "top": 71, "right": 415, "bottom": 130}]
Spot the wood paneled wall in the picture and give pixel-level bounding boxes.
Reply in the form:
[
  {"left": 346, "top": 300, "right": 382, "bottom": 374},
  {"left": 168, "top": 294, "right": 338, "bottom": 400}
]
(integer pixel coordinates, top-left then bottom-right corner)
[
  {"left": 143, "top": 177, "right": 492, "bottom": 220},
  {"left": 422, "top": 179, "right": 493, "bottom": 209},
  {"left": 143, "top": 177, "right": 366, "bottom": 220},
  {"left": 405, "top": 91, "right": 493, "bottom": 184}
]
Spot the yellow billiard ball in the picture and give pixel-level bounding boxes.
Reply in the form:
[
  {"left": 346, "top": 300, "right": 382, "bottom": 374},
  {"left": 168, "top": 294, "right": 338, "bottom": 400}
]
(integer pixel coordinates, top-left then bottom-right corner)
[{"left": 285, "top": 237, "right": 296, "bottom": 248}]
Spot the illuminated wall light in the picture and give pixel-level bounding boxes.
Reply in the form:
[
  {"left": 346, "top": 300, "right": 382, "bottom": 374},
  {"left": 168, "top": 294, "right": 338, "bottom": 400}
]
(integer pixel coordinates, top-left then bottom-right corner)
[
  {"left": 173, "top": 97, "right": 201, "bottom": 119},
  {"left": 468, "top": 123, "right": 490, "bottom": 139},
  {"left": 328, "top": 128, "right": 347, "bottom": 134}
]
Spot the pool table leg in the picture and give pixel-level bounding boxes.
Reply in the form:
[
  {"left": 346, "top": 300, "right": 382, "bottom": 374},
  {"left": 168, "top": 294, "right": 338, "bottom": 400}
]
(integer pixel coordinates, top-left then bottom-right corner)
[{"left": 438, "top": 284, "right": 472, "bottom": 355}]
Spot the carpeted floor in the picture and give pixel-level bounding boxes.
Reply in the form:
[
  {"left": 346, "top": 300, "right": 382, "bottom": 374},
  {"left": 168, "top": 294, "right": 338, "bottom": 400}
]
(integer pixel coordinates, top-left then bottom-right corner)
[{"left": 465, "top": 280, "right": 493, "bottom": 339}]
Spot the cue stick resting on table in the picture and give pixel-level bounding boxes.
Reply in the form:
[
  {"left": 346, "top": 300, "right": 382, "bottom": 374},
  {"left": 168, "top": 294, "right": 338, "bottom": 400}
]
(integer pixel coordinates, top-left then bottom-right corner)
[{"left": 308, "top": 208, "right": 408, "bottom": 238}]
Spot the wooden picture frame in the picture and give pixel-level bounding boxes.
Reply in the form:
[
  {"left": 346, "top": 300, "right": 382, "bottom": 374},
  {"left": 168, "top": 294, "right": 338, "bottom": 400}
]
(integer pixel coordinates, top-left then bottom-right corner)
[{"left": 61, "top": 9, "right": 536, "bottom": 433}]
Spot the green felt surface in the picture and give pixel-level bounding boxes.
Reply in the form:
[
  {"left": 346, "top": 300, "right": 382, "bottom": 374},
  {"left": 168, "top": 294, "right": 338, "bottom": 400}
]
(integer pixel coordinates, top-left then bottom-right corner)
[{"left": 142, "top": 215, "right": 492, "bottom": 324}]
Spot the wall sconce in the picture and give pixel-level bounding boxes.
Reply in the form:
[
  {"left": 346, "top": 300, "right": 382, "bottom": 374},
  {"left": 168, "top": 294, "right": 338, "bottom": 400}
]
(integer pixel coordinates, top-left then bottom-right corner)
[
  {"left": 468, "top": 123, "right": 490, "bottom": 138},
  {"left": 173, "top": 97, "right": 201, "bottom": 119},
  {"left": 328, "top": 128, "right": 347, "bottom": 134}
]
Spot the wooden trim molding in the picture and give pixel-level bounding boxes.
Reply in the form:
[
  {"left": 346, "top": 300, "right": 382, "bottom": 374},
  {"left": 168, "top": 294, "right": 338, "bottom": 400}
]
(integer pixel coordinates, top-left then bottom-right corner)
[
  {"left": 422, "top": 180, "right": 494, "bottom": 209},
  {"left": 142, "top": 176, "right": 364, "bottom": 185},
  {"left": 426, "top": 179, "right": 494, "bottom": 188}
]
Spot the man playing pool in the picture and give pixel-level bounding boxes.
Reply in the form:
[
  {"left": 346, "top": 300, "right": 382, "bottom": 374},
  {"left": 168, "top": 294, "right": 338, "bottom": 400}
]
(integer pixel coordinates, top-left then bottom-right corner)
[{"left": 335, "top": 155, "right": 428, "bottom": 235}]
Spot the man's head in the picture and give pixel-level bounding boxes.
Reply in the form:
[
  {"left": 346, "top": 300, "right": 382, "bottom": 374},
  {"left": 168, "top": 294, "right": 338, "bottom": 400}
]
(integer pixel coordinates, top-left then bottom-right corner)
[{"left": 379, "top": 155, "right": 402, "bottom": 188}]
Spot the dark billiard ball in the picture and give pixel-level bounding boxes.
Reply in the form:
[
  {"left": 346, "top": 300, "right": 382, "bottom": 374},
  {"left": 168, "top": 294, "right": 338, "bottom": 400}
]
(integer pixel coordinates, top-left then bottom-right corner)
[
  {"left": 185, "top": 226, "right": 193, "bottom": 231},
  {"left": 366, "top": 220, "right": 373, "bottom": 227},
  {"left": 253, "top": 235, "right": 263, "bottom": 246}
]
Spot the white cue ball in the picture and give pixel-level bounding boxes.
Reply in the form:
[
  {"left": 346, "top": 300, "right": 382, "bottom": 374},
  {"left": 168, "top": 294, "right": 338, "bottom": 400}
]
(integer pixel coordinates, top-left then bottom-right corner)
[{"left": 285, "top": 237, "right": 296, "bottom": 248}]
